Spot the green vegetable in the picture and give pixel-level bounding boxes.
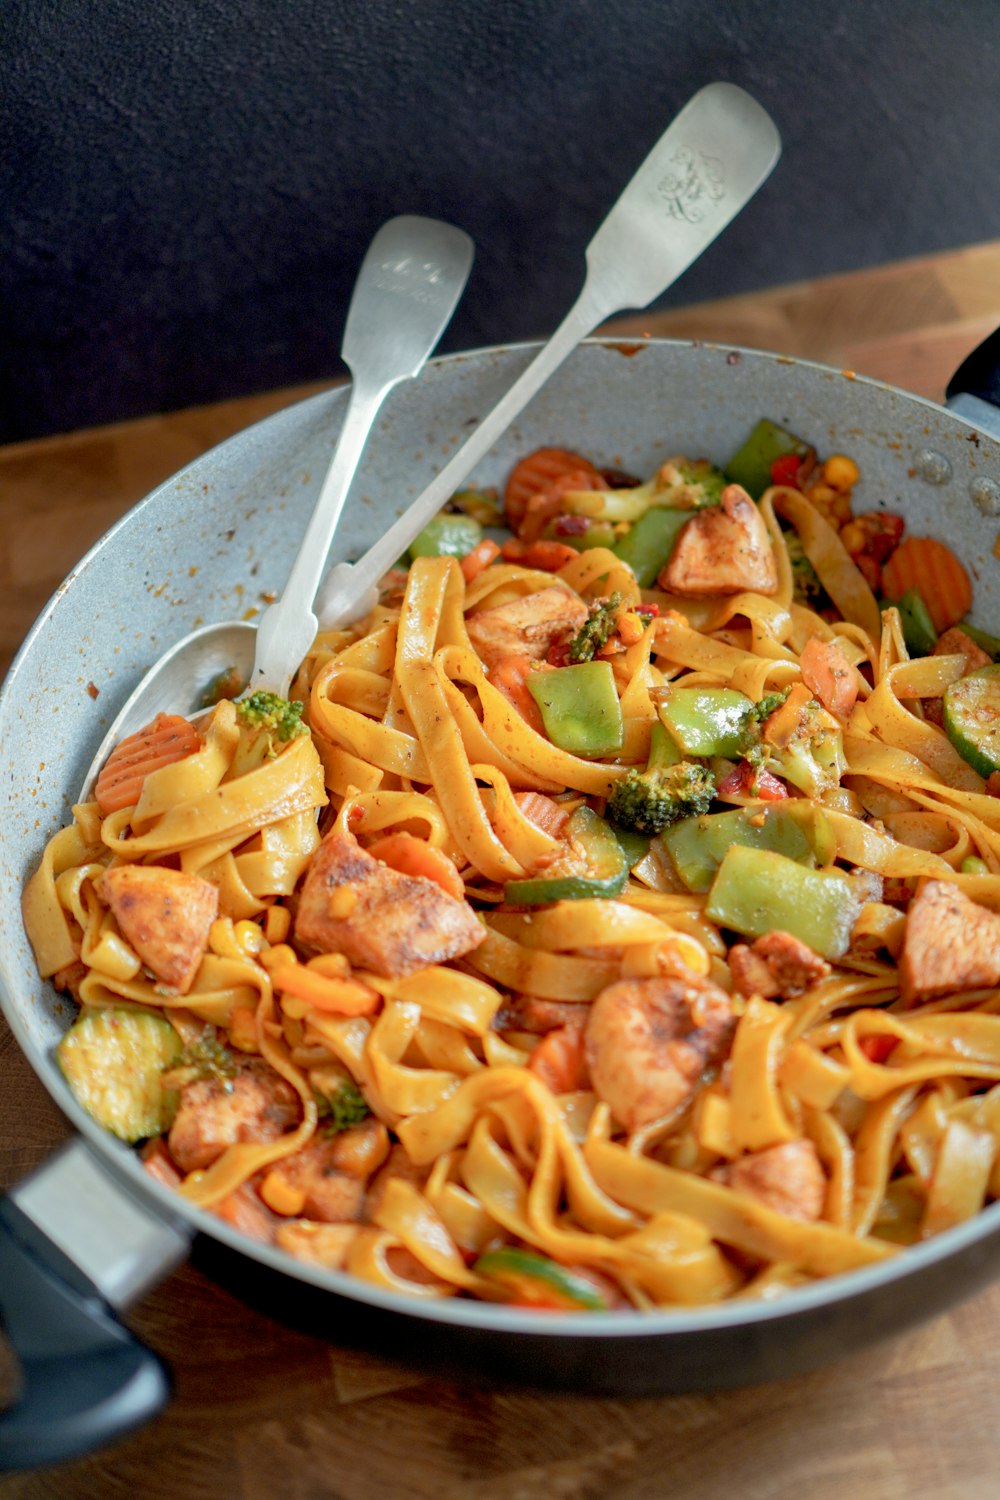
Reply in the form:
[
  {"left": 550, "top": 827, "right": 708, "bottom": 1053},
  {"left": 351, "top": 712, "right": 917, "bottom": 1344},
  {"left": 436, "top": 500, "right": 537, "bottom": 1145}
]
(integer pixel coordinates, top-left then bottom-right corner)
[
  {"left": 449, "top": 488, "right": 502, "bottom": 527},
  {"left": 316, "top": 1080, "right": 371, "bottom": 1135},
  {"left": 504, "top": 806, "right": 628, "bottom": 904},
  {"left": 161, "top": 1026, "right": 237, "bottom": 1091},
  {"left": 473, "top": 1247, "right": 609, "bottom": 1310},
  {"left": 784, "top": 532, "right": 827, "bottom": 609},
  {"left": 57, "top": 1009, "right": 182, "bottom": 1142},
  {"left": 610, "top": 824, "right": 651, "bottom": 869},
  {"left": 956, "top": 621, "right": 1000, "bottom": 661},
  {"left": 408, "top": 513, "right": 483, "bottom": 560},
  {"left": 527, "top": 661, "right": 624, "bottom": 757},
  {"left": 656, "top": 685, "right": 757, "bottom": 759},
  {"left": 705, "top": 845, "right": 862, "bottom": 959},
  {"left": 567, "top": 594, "right": 623, "bottom": 663},
  {"left": 765, "top": 698, "right": 847, "bottom": 798},
  {"left": 892, "top": 588, "right": 938, "bottom": 657},
  {"left": 942, "top": 664, "right": 1000, "bottom": 776},
  {"left": 611, "top": 507, "right": 694, "bottom": 587},
  {"left": 961, "top": 855, "right": 990, "bottom": 875},
  {"left": 725, "top": 419, "right": 813, "bottom": 500},
  {"left": 231, "top": 689, "right": 308, "bottom": 777},
  {"left": 663, "top": 802, "right": 836, "bottom": 893},
  {"left": 561, "top": 458, "right": 724, "bottom": 526},
  {"left": 608, "top": 761, "right": 716, "bottom": 836}
]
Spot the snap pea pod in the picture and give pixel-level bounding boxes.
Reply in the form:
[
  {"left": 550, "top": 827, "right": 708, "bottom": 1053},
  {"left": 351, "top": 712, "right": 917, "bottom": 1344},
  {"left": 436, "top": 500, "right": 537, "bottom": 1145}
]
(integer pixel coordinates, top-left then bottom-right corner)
[
  {"left": 611, "top": 506, "right": 693, "bottom": 587},
  {"left": 657, "top": 685, "right": 756, "bottom": 759},
  {"left": 663, "top": 802, "right": 836, "bottom": 893},
  {"left": 527, "top": 660, "right": 624, "bottom": 757},
  {"left": 724, "top": 418, "right": 813, "bottom": 500},
  {"left": 705, "top": 844, "right": 861, "bottom": 959}
]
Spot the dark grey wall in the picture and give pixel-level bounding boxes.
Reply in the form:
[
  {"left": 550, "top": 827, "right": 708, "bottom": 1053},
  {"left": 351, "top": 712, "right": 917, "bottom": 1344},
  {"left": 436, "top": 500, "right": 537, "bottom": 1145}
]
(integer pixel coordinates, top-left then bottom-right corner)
[{"left": 3, "top": 1, "right": 999, "bottom": 442}]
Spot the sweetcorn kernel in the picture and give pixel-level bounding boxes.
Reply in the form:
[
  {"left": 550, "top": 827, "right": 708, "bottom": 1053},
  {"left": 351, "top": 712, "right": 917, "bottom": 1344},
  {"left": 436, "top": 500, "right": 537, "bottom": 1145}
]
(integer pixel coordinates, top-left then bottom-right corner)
[{"left": 822, "top": 454, "right": 860, "bottom": 491}]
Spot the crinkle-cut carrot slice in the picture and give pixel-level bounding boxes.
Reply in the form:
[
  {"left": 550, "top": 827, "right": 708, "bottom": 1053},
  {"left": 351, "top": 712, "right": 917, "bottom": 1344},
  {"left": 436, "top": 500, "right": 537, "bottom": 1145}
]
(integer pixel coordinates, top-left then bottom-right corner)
[
  {"left": 882, "top": 537, "right": 973, "bottom": 634},
  {"left": 504, "top": 447, "right": 604, "bottom": 532},
  {"left": 528, "top": 1023, "right": 588, "bottom": 1094},
  {"left": 95, "top": 712, "right": 201, "bottom": 815},
  {"left": 489, "top": 652, "right": 547, "bottom": 736},
  {"left": 366, "top": 832, "right": 466, "bottom": 901}
]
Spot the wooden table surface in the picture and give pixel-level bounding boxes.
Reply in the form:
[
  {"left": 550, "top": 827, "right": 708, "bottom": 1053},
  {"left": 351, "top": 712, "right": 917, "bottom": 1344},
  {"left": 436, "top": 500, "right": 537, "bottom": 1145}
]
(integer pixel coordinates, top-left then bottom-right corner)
[{"left": 4, "top": 242, "right": 1000, "bottom": 1498}]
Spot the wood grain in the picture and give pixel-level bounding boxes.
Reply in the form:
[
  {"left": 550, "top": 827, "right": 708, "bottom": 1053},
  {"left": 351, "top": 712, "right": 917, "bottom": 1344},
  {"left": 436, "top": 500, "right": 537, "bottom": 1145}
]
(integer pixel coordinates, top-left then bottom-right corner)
[{"left": 4, "top": 243, "right": 1000, "bottom": 1497}]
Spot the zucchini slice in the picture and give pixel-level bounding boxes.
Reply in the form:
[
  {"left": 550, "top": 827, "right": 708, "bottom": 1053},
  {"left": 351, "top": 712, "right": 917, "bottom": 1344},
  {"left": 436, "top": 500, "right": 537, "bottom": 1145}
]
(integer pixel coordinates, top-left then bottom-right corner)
[
  {"left": 57, "top": 1008, "right": 182, "bottom": 1142},
  {"left": 473, "top": 1247, "right": 609, "bottom": 1310},
  {"left": 943, "top": 664, "right": 1000, "bottom": 777}
]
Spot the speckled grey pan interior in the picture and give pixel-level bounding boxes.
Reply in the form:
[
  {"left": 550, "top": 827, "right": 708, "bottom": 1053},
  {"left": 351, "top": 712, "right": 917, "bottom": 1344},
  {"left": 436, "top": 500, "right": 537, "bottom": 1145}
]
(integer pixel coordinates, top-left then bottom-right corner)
[{"left": 4, "top": 337, "right": 1000, "bottom": 1401}]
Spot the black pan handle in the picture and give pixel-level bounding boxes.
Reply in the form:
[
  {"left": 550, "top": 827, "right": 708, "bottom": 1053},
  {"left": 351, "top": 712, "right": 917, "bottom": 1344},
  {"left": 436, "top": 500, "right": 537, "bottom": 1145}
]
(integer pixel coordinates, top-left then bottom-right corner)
[
  {"left": 946, "top": 326, "right": 1000, "bottom": 408},
  {"left": 0, "top": 1198, "right": 170, "bottom": 1471},
  {"left": 0, "top": 1139, "right": 191, "bottom": 1472}
]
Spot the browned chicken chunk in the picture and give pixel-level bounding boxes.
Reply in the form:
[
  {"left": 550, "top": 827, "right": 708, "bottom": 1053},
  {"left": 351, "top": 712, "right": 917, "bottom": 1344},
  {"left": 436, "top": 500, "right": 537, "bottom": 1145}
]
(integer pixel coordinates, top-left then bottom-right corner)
[
  {"left": 495, "top": 993, "right": 591, "bottom": 1035},
  {"left": 295, "top": 829, "right": 485, "bottom": 979},
  {"left": 263, "top": 1139, "right": 367, "bottom": 1223},
  {"left": 729, "top": 930, "right": 831, "bottom": 1000},
  {"left": 168, "top": 1058, "right": 300, "bottom": 1173},
  {"left": 722, "top": 1140, "right": 826, "bottom": 1222},
  {"left": 585, "top": 975, "right": 736, "bottom": 1132},
  {"left": 97, "top": 864, "right": 218, "bottom": 993},
  {"left": 899, "top": 880, "right": 1000, "bottom": 1005},
  {"left": 659, "top": 483, "right": 778, "bottom": 597},
  {"left": 932, "top": 627, "right": 993, "bottom": 674},
  {"left": 466, "top": 585, "right": 588, "bottom": 669}
]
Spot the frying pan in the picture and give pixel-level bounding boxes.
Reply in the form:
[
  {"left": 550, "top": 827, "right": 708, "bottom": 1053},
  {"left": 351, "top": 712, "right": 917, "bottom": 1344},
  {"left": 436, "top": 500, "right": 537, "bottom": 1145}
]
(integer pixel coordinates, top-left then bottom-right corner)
[{"left": 3, "top": 334, "right": 1000, "bottom": 1470}]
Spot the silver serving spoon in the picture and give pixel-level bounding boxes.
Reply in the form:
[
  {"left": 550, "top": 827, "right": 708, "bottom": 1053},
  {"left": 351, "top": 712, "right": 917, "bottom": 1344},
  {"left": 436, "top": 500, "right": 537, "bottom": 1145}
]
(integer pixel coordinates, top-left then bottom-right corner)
[
  {"left": 316, "top": 82, "right": 780, "bottom": 630},
  {"left": 79, "top": 213, "right": 473, "bottom": 796}
]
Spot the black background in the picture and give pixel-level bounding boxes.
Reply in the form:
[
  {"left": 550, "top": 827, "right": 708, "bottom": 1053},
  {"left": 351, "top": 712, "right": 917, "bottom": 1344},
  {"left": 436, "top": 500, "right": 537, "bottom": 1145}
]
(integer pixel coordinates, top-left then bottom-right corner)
[{"left": 3, "top": 0, "right": 998, "bottom": 443}]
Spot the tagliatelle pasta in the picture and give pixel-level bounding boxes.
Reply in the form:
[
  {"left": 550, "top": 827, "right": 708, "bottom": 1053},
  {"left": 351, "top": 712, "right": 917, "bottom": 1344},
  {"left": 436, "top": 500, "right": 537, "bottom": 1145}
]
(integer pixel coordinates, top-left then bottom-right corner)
[{"left": 21, "top": 431, "right": 1000, "bottom": 1314}]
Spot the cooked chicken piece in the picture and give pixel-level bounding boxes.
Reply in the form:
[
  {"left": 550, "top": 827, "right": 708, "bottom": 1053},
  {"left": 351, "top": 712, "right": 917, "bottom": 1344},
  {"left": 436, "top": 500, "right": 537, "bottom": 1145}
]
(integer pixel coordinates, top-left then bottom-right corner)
[
  {"left": 97, "top": 864, "right": 218, "bottom": 993},
  {"left": 466, "top": 585, "right": 588, "bottom": 669},
  {"left": 213, "top": 1183, "right": 280, "bottom": 1244},
  {"left": 275, "top": 1220, "right": 359, "bottom": 1270},
  {"left": 729, "top": 930, "right": 831, "bottom": 1000},
  {"left": 365, "top": 1142, "right": 427, "bottom": 1221},
  {"left": 659, "top": 483, "right": 778, "bottom": 597},
  {"left": 932, "top": 627, "right": 993, "bottom": 674},
  {"left": 721, "top": 1140, "right": 826, "bottom": 1222},
  {"left": 585, "top": 975, "right": 736, "bottom": 1132},
  {"left": 167, "top": 1057, "right": 300, "bottom": 1173},
  {"left": 262, "top": 1139, "right": 367, "bottom": 1223},
  {"left": 324, "top": 1117, "right": 390, "bottom": 1179},
  {"left": 295, "top": 829, "right": 485, "bottom": 979},
  {"left": 494, "top": 993, "right": 590, "bottom": 1035},
  {"left": 899, "top": 880, "right": 1000, "bottom": 1005}
]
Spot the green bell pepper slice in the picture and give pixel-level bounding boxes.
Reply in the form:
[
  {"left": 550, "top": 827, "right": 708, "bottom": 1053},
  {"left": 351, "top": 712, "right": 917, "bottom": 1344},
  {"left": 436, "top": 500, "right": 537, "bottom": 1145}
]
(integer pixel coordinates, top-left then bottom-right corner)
[
  {"left": 725, "top": 418, "right": 813, "bottom": 500},
  {"left": 662, "top": 802, "right": 836, "bottom": 893},
  {"left": 504, "top": 806, "right": 628, "bottom": 904},
  {"left": 408, "top": 513, "right": 483, "bottom": 560},
  {"left": 956, "top": 620, "right": 1000, "bottom": 661},
  {"left": 527, "top": 661, "right": 623, "bottom": 757},
  {"left": 657, "top": 686, "right": 755, "bottom": 759},
  {"left": 612, "top": 507, "right": 694, "bottom": 588},
  {"left": 705, "top": 844, "right": 861, "bottom": 959}
]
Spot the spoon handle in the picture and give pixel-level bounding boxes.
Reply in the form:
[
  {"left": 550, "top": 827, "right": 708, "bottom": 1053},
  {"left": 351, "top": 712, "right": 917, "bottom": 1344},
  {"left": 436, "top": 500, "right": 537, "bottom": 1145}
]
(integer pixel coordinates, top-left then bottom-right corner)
[
  {"left": 318, "top": 82, "right": 780, "bottom": 629},
  {"left": 251, "top": 215, "right": 474, "bottom": 695}
]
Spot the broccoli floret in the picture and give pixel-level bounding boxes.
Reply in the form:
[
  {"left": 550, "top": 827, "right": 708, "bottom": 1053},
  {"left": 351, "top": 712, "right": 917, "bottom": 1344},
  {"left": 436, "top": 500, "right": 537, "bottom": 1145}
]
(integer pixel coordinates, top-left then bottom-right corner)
[
  {"left": 162, "top": 1026, "right": 237, "bottom": 1092},
  {"left": 230, "top": 690, "right": 308, "bottom": 777},
  {"left": 750, "top": 688, "right": 790, "bottom": 724},
  {"left": 561, "top": 457, "right": 726, "bottom": 526},
  {"left": 784, "top": 532, "right": 828, "bottom": 609},
  {"left": 609, "top": 760, "right": 717, "bottom": 835},
  {"left": 568, "top": 593, "right": 623, "bottom": 663},
  {"left": 767, "top": 699, "right": 847, "bottom": 797},
  {"left": 316, "top": 1080, "right": 371, "bottom": 1136}
]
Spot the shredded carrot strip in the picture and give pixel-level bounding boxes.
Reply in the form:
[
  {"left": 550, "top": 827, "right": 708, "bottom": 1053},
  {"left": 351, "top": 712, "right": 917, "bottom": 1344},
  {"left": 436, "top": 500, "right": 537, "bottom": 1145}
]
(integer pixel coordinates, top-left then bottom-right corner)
[
  {"left": 95, "top": 712, "right": 200, "bottom": 815},
  {"left": 269, "top": 963, "right": 380, "bottom": 1016},
  {"left": 489, "top": 653, "right": 546, "bottom": 735},
  {"left": 366, "top": 832, "right": 466, "bottom": 901},
  {"left": 882, "top": 537, "right": 973, "bottom": 633},
  {"left": 513, "top": 791, "right": 570, "bottom": 838},
  {"left": 528, "top": 1024, "right": 588, "bottom": 1094},
  {"left": 460, "top": 537, "right": 501, "bottom": 583},
  {"left": 799, "top": 637, "right": 859, "bottom": 718}
]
